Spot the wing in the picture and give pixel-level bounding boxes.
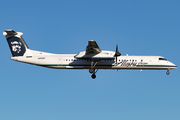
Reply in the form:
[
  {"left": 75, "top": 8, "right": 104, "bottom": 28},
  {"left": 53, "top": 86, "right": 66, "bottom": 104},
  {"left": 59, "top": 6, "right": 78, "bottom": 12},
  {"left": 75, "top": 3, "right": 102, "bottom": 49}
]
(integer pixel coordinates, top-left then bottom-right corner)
[
  {"left": 74, "top": 40, "right": 115, "bottom": 61},
  {"left": 86, "top": 40, "right": 101, "bottom": 55}
]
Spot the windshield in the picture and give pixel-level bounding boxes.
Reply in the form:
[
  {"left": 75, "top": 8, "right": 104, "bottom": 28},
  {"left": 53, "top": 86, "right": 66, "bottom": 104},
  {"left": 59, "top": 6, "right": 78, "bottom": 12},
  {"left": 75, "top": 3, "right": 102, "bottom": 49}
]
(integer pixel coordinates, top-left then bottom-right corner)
[{"left": 159, "top": 58, "right": 167, "bottom": 61}]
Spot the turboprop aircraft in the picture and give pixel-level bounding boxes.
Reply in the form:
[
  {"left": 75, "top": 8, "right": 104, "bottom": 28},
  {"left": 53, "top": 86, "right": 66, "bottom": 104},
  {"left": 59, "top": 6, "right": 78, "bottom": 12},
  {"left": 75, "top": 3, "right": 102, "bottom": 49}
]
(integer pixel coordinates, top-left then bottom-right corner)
[{"left": 3, "top": 30, "right": 177, "bottom": 79}]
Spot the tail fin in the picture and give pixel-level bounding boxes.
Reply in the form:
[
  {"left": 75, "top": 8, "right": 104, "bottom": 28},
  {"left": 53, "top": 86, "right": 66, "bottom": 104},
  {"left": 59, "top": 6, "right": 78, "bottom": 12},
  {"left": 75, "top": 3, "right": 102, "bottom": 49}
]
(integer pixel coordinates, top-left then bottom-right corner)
[{"left": 3, "top": 30, "right": 29, "bottom": 57}]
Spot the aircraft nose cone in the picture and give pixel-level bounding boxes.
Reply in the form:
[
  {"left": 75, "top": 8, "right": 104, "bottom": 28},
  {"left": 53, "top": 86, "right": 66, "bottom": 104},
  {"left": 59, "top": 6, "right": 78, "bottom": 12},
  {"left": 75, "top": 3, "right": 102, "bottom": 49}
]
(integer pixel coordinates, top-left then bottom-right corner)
[{"left": 171, "top": 62, "right": 177, "bottom": 69}]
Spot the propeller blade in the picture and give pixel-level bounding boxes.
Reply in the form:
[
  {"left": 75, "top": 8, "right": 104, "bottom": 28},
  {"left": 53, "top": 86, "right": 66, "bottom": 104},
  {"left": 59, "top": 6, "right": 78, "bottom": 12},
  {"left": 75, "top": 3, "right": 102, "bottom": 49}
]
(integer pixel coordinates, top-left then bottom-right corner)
[
  {"left": 116, "top": 44, "right": 118, "bottom": 52},
  {"left": 114, "top": 45, "right": 121, "bottom": 56},
  {"left": 116, "top": 56, "right": 117, "bottom": 65},
  {"left": 114, "top": 44, "right": 121, "bottom": 65}
]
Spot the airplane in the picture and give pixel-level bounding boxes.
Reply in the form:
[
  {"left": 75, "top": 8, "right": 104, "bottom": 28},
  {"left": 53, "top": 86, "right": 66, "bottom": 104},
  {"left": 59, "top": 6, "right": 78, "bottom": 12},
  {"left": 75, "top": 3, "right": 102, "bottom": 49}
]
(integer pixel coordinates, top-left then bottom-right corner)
[{"left": 3, "top": 30, "right": 177, "bottom": 79}]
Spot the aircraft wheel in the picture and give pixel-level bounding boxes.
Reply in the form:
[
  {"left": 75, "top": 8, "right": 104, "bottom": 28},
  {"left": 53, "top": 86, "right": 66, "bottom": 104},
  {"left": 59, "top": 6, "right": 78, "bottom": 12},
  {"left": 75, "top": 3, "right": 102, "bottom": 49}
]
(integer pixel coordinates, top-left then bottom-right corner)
[
  {"left": 91, "top": 74, "right": 96, "bottom": 79},
  {"left": 166, "top": 71, "right": 170, "bottom": 75},
  {"left": 89, "top": 69, "right": 95, "bottom": 73}
]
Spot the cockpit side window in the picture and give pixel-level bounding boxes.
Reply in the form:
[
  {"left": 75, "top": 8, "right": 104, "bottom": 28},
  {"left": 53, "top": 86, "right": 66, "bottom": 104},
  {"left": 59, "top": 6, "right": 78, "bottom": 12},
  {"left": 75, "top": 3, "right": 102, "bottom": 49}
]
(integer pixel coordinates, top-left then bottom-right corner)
[{"left": 159, "top": 58, "right": 167, "bottom": 61}]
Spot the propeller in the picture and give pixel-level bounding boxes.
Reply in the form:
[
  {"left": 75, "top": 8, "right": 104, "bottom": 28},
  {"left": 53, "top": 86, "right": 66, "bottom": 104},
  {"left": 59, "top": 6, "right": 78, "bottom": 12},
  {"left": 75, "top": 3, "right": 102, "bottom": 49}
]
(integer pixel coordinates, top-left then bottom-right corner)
[{"left": 114, "top": 44, "right": 121, "bottom": 65}]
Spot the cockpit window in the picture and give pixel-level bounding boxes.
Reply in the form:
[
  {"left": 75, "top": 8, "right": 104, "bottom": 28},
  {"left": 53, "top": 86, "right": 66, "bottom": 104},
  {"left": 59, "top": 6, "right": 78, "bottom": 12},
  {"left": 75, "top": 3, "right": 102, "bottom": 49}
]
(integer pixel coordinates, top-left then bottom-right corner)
[{"left": 159, "top": 58, "right": 167, "bottom": 61}]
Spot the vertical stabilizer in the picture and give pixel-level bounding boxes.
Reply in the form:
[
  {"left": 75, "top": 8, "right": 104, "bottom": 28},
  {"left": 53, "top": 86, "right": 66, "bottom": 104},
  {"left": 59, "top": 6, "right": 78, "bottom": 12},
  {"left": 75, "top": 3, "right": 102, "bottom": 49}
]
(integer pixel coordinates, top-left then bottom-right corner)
[{"left": 3, "top": 30, "right": 29, "bottom": 57}]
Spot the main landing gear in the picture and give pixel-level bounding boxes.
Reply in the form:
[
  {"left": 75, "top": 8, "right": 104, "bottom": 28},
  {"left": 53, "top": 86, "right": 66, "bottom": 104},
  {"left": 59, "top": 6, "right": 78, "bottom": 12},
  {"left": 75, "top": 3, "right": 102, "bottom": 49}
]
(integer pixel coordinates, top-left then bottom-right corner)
[
  {"left": 89, "top": 69, "right": 98, "bottom": 79},
  {"left": 89, "top": 61, "right": 98, "bottom": 79},
  {"left": 92, "top": 73, "right": 96, "bottom": 79}
]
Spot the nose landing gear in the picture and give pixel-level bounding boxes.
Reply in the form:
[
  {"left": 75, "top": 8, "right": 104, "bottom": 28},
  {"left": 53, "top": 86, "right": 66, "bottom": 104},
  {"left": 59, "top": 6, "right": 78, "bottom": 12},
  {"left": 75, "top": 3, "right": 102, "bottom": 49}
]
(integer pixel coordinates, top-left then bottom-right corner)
[{"left": 166, "top": 69, "right": 170, "bottom": 75}]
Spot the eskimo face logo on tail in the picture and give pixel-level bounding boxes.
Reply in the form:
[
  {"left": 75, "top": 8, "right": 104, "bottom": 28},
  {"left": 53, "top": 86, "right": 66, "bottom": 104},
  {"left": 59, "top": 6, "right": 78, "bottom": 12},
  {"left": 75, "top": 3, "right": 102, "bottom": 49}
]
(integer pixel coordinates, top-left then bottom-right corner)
[
  {"left": 7, "top": 37, "right": 26, "bottom": 56},
  {"left": 11, "top": 41, "right": 22, "bottom": 53}
]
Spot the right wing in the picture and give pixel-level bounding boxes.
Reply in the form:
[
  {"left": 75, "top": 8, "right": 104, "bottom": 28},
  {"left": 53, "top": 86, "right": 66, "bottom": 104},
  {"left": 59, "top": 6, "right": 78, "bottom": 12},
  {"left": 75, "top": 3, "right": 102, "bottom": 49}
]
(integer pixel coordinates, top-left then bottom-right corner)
[
  {"left": 86, "top": 40, "right": 101, "bottom": 55},
  {"left": 74, "top": 40, "right": 114, "bottom": 61}
]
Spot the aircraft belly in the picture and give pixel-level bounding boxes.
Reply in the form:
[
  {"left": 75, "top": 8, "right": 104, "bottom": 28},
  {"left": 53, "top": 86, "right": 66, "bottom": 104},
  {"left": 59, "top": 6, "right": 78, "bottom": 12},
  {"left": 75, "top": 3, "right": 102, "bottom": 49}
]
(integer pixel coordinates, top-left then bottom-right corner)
[
  {"left": 39, "top": 65, "right": 66, "bottom": 69},
  {"left": 66, "top": 66, "right": 85, "bottom": 69},
  {"left": 39, "top": 64, "right": 176, "bottom": 70}
]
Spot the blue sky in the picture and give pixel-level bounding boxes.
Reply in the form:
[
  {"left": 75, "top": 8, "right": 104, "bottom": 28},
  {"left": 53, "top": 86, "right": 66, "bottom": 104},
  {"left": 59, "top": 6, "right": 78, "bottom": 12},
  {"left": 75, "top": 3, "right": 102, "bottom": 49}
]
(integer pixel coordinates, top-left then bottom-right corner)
[{"left": 0, "top": 0, "right": 180, "bottom": 120}]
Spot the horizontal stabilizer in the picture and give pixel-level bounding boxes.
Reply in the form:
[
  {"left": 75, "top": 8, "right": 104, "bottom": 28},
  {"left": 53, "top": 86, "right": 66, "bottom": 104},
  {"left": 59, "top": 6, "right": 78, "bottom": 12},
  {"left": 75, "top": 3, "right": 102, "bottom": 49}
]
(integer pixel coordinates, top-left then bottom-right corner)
[{"left": 3, "top": 30, "right": 17, "bottom": 36}]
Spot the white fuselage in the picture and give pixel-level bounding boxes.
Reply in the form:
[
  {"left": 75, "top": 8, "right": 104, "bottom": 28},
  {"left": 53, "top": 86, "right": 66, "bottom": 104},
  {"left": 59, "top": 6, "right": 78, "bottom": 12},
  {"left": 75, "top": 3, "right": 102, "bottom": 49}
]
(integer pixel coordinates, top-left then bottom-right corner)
[
  {"left": 3, "top": 30, "right": 177, "bottom": 79},
  {"left": 11, "top": 50, "right": 177, "bottom": 70}
]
